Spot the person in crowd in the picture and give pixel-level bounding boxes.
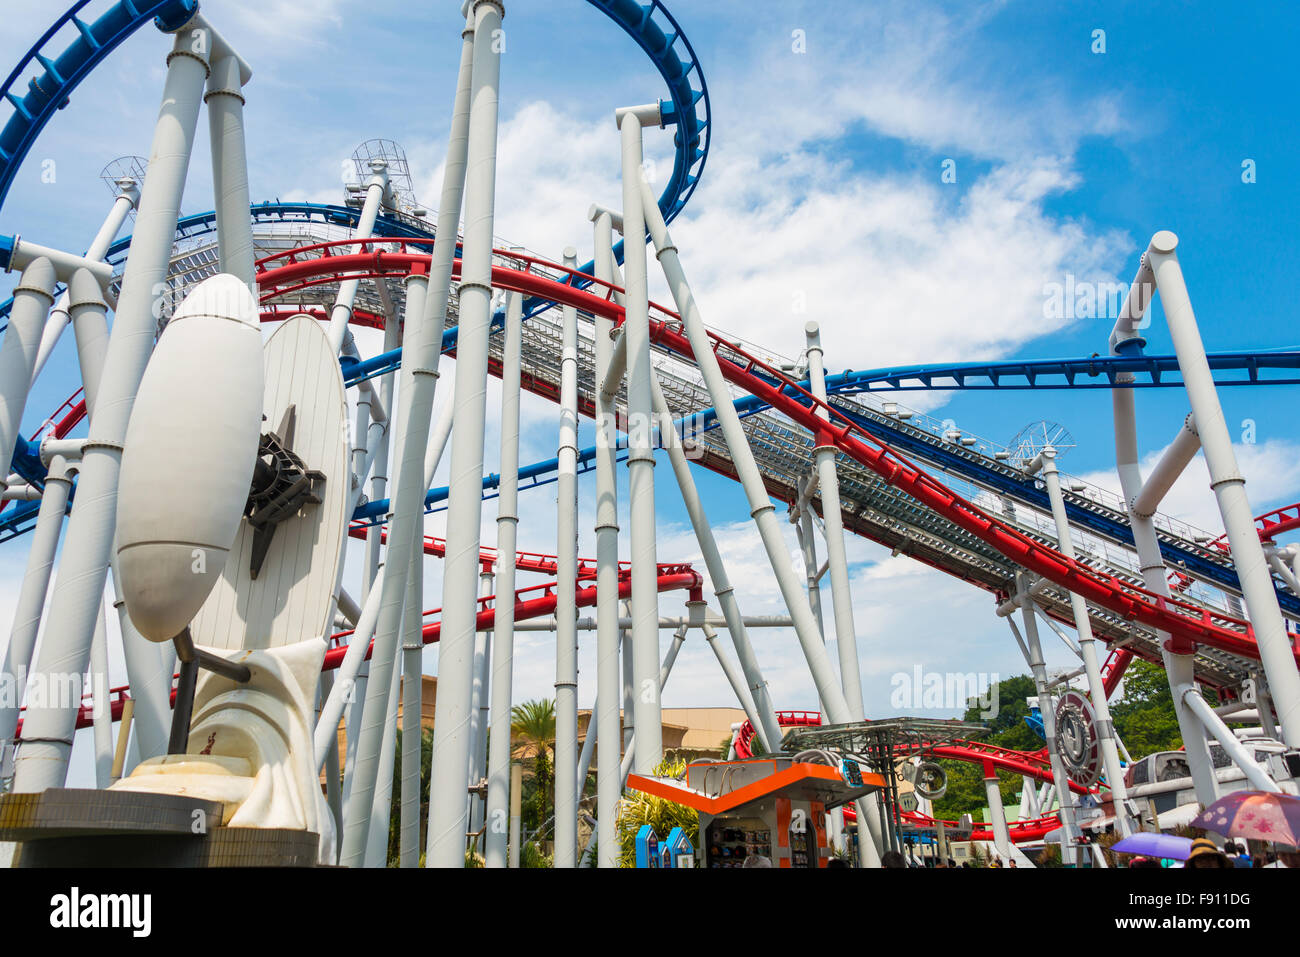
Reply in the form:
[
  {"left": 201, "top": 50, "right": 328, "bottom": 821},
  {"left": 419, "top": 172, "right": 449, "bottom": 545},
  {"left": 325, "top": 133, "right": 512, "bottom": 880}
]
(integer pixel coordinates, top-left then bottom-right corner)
[
  {"left": 1223, "top": 841, "right": 1253, "bottom": 868},
  {"left": 879, "top": 850, "right": 906, "bottom": 868},
  {"left": 1184, "top": 838, "right": 1233, "bottom": 868}
]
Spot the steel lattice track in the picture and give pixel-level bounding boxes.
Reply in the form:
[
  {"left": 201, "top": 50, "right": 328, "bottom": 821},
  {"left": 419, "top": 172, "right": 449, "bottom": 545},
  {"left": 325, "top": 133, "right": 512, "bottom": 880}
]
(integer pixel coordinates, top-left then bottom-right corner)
[{"left": 18, "top": 219, "right": 1278, "bottom": 689}]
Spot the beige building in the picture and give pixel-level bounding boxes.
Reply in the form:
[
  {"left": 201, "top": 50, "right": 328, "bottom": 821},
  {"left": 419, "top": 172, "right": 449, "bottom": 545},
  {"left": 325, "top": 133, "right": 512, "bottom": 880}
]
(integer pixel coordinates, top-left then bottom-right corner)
[{"left": 577, "top": 706, "right": 748, "bottom": 766}]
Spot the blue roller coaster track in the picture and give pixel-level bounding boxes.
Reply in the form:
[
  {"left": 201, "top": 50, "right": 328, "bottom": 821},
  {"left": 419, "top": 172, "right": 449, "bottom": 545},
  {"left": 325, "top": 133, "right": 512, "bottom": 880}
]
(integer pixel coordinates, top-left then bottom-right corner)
[{"left": 2, "top": 1, "right": 1298, "bottom": 624}]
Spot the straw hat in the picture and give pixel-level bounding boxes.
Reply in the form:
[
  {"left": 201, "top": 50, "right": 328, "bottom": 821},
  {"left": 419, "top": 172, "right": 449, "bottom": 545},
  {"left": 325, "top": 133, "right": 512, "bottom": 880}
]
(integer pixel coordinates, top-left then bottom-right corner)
[{"left": 1188, "top": 838, "right": 1220, "bottom": 860}]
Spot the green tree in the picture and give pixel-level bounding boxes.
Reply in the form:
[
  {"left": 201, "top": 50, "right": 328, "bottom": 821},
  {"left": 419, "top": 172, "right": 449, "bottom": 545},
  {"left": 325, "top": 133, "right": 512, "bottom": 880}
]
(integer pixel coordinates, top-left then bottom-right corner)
[
  {"left": 511, "top": 698, "right": 556, "bottom": 839},
  {"left": 932, "top": 664, "right": 1189, "bottom": 821},
  {"left": 615, "top": 757, "right": 699, "bottom": 868},
  {"left": 1110, "top": 659, "right": 1186, "bottom": 757},
  {"left": 933, "top": 673, "right": 1039, "bottom": 819}
]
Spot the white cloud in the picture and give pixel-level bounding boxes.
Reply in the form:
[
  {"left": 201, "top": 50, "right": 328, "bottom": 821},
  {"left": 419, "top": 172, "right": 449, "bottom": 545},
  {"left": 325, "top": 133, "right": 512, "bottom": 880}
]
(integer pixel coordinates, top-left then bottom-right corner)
[{"left": 1074, "top": 438, "right": 1300, "bottom": 536}]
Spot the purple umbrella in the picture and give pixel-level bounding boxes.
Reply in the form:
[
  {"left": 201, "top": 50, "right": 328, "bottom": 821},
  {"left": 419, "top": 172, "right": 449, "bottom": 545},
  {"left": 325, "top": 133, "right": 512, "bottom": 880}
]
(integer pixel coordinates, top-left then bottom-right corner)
[{"left": 1111, "top": 832, "right": 1194, "bottom": 860}]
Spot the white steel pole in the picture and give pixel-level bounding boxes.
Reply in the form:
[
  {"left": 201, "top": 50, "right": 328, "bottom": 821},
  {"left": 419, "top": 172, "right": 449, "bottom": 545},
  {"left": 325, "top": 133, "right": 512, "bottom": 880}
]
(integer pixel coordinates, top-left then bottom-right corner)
[
  {"left": 0, "top": 451, "right": 71, "bottom": 747},
  {"left": 635, "top": 172, "right": 853, "bottom": 725},
  {"left": 340, "top": 268, "right": 428, "bottom": 865},
  {"left": 319, "top": 670, "right": 344, "bottom": 838},
  {"left": 467, "top": 566, "right": 493, "bottom": 837},
  {"left": 485, "top": 289, "right": 524, "bottom": 868},
  {"left": 699, "top": 623, "right": 761, "bottom": 725},
  {"left": 983, "top": 761, "right": 1011, "bottom": 861},
  {"left": 1038, "top": 451, "right": 1134, "bottom": 837},
  {"left": 1018, "top": 586, "right": 1079, "bottom": 866},
  {"left": 12, "top": 27, "right": 209, "bottom": 792},
  {"left": 348, "top": 308, "right": 403, "bottom": 782},
  {"left": 618, "top": 104, "right": 664, "bottom": 773},
  {"left": 1148, "top": 231, "right": 1300, "bottom": 747},
  {"left": 1177, "top": 685, "right": 1283, "bottom": 792},
  {"left": 1110, "top": 330, "right": 1221, "bottom": 806},
  {"left": 621, "top": 628, "right": 635, "bottom": 752},
  {"left": 649, "top": 377, "right": 784, "bottom": 751},
  {"left": 591, "top": 210, "right": 623, "bottom": 867},
  {"left": 0, "top": 258, "right": 56, "bottom": 492},
  {"left": 616, "top": 629, "right": 690, "bottom": 784},
  {"left": 804, "top": 322, "right": 866, "bottom": 718},
  {"left": 89, "top": 600, "right": 114, "bottom": 789},
  {"left": 399, "top": 547, "right": 424, "bottom": 868},
  {"left": 65, "top": 268, "right": 173, "bottom": 763},
  {"left": 31, "top": 182, "right": 139, "bottom": 384},
  {"left": 206, "top": 54, "right": 255, "bottom": 290},
  {"left": 796, "top": 510, "right": 825, "bottom": 640},
  {"left": 428, "top": 0, "right": 505, "bottom": 869},
  {"left": 598, "top": 209, "right": 785, "bottom": 755},
  {"left": 364, "top": 640, "right": 403, "bottom": 868},
  {"left": 326, "top": 162, "right": 389, "bottom": 355},
  {"left": 554, "top": 246, "right": 581, "bottom": 866}
]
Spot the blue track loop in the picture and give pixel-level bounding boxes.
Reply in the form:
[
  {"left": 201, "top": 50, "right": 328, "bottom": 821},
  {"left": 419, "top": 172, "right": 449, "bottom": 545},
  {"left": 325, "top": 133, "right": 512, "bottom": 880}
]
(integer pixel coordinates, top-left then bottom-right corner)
[{"left": 0, "top": 0, "right": 197, "bottom": 211}]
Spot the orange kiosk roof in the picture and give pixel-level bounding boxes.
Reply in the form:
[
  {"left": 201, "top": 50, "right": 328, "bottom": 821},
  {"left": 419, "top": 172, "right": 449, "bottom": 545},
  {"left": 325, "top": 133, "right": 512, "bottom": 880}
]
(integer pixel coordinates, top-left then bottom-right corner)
[{"left": 627, "top": 758, "right": 885, "bottom": 815}]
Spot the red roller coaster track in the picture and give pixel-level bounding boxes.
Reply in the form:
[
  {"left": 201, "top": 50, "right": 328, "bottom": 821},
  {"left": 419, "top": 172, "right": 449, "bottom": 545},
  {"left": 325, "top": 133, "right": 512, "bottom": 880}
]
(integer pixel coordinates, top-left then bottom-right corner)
[
  {"left": 736, "top": 710, "right": 1074, "bottom": 844},
  {"left": 16, "top": 240, "right": 1295, "bottom": 752}
]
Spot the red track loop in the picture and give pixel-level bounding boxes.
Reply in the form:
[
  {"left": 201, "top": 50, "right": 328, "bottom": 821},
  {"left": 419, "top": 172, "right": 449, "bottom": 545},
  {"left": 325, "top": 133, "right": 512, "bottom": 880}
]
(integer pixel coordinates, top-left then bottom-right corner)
[{"left": 21, "top": 239, "right": 1294, "bottom": 738}]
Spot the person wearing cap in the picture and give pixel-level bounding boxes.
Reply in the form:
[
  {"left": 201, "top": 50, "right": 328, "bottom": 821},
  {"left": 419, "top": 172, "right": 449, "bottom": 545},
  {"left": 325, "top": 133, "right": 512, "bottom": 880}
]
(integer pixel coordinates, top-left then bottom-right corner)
[{"left": 1184, "top": 838, "right": 1233, "bottom": 868}]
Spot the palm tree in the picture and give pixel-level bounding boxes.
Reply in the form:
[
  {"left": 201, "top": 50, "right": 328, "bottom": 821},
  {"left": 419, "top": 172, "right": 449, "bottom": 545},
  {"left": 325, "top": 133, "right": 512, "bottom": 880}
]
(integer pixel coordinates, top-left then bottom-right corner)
[{"left": 511, "top": 699, "right": 556, "bottom": 837}]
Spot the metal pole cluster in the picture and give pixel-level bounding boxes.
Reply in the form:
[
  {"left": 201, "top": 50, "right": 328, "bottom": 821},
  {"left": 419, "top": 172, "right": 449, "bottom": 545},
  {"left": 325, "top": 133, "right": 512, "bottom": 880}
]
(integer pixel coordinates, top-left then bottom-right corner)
[{"left": 6, "top": 0, "right": 1300, "bottom": 878}]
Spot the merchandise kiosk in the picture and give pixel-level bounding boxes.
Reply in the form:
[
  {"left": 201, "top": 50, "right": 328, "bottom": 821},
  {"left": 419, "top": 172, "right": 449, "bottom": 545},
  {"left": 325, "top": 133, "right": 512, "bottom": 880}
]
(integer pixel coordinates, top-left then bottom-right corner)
[{"left": 627, "top": 756, "right": 884, "bottom": 868}]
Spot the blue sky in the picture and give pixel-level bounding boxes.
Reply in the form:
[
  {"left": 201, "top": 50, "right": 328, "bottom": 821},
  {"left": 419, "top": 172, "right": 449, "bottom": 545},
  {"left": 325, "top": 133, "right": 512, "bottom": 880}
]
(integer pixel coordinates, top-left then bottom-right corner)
[{"left": 2, "top": 0, "right": 1299, "bottom": 773}]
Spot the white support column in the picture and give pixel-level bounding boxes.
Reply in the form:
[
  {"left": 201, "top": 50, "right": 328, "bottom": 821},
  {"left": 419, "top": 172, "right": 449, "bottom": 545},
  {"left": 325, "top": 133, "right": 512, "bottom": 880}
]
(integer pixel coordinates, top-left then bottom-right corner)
[
  {"left": 12, "top": 26, "right": 210, "bottom": 792},
  {"left": 399, "top": 547, "right": 424, "bottom": 868},
  {"left": 89, "top": 600, "right": 114, "bottom": 789},
  {"left": 31, "top": 182, "right": 139, "bottom": 385},
  {"left": 634, "top": 173, "right": 853, "bottom": 726},
  {"left": 795, "top": 508, "right": 826, "bottom": 643},
  {"left": 1129, "top": 415, "right": 1200, "bottom": 520},
  {"left": 65, "top": 267, "right": 174, "bottom": 765},
  {"left": 618, "top": 103, "right": 664, "bottom": 773},
  {"left": 467, "top": 565, "right": 493, "bottom": 838},
  {"left": 364, "top": 641, "right": 403, "bottom": 868},
  {"left": 591, "top": 210, "right": 623, "bottom": 867},
  {"left": 326, "top": 162, "right": 389, "bottom": 355},
  {"left": 1037, "top": 450, "right": 1135, "bottom": 837},
  {"left": 1147, "top": 231, "right": 1300, "bottom": 748},
  {"left": 699, "top": 623, "right": 761, "bottom": 728},
  {"left": 983, "top": 761, "right": 1011, "bottom": 861},
  {"left": 621, "top": 628, "right": 635, "bottom": 753},
  {"left": 1178, "top": 685, "right": 1282, "bottom": 792},
  {"left": 616, "top": 629, "right": 690, "bottom": 784},
  {"left": 804, "top": 322, "right": 866, "bottom": 719},
  {"left": 340, "top": 267, "right": 428, "bottom": 866},
  {"left": 1017, "top": 585, "right": 1080, "bottom": 866},
  {"left": 554, "top": 246, "right": 581, "bottom": 866},
  {"left": 0, "top": 258, "right": 56, "bottom": 493},
  {"left": 319, "top": 670, "right": 344, "bottom": 839},
  {"left": 485, "top": 290, "right": 524, "bottom": 868},
  {"left": 427, "top": 0, "right": 505, "bottom": 869},
  {"left": 649, "top": 376, "right": 784, "bottom": 751},
  {"left": 0, "top": 451, "right": 73, "bottom": 747},
  {"left": 1110, "top": 275, "right": 1221, "bottom": 806},
  {"left": 205, "top": 54, "right": 256, "bottom": 290}
]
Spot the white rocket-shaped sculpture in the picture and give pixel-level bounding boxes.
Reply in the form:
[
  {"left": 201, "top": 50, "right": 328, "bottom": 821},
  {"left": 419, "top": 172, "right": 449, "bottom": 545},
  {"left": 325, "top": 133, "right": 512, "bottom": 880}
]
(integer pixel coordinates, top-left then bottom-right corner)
[{"left": 115, "top": 273, "right": 264, "bottom": 642}]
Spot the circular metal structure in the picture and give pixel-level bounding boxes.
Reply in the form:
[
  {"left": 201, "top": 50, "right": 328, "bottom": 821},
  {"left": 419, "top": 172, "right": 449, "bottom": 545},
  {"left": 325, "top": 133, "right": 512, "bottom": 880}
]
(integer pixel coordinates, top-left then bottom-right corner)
[
  {"left": 1054, "top": 689, "right": 1103, "bottom": 788},
  {"left": 1008, "top": 419, "right": 1076, "bottom": 466},
  {"left": 912, "top": 761, "right": 948, "bottom": 801}
]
